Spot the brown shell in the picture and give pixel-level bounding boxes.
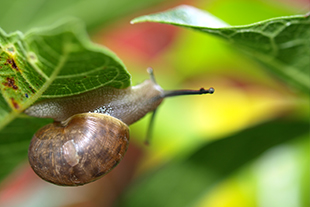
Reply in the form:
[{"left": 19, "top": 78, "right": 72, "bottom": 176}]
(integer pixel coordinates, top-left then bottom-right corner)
[{"left": 28, "top": 113, "right": 129, "bottom": 186}]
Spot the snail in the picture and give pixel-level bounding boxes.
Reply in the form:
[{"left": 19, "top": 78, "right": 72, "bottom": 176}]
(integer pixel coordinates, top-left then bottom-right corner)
[{"left": 25, "top": 68, "right": 214, "bottom": 186}]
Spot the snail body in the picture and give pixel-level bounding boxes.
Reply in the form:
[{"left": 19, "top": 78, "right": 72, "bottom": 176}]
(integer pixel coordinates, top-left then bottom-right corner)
[
  {"left": 25, "top": 79, "right": 164, "bottom": 125},
  {"left": 26, "top": 69, "right": 214, "bottom": 186}
]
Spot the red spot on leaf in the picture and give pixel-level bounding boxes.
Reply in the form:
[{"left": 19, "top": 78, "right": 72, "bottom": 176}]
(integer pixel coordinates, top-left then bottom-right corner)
[
  {"left": 29, "top": 87, "right": 35, "bottom": 94},
  {"left": 10, "top": 98, "right": 19, "bottom": 109},
  {"left": 2, "top": 77, "right": 18, "bottom": 90},
  {"left": 6, "top": 58, "right": 19, "bottom": 71}
]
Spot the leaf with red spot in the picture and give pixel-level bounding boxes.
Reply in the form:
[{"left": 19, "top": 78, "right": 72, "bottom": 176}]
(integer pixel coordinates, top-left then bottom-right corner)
[{"left": 0, "top": 19, "right": 131, "bottom": 130}]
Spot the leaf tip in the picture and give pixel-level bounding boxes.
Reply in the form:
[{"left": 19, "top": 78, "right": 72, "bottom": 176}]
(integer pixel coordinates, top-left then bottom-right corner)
[
  {"left": 130, "top": 19, "right": 137, "bottom": 24},
  {"left": 130, "top": 17, "right": 145, "bottom": 24}
]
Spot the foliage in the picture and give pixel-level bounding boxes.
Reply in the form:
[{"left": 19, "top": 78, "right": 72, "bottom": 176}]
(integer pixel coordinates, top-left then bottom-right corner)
[
  {"left": 132, "top": 5, "right": 310, "bottom": 93},
  {"left": 0, "top": 1, "right": 309, "bottom": 207},
  {"left": 0, "top": 19, "right": 130, "bottom": 130}
]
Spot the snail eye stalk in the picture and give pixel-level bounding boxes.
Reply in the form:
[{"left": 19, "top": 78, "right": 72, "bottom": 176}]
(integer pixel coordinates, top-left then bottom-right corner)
[
  {"left": 144, "top": 68, "right": 214, "bottom": 144},
  {"left": 147, "top": 67, "right": 158, "bottom": 85},
  {"left": 163, "top": 87, "right": 214, "bottom": 98},
  {"left": 144, "top": 109, "right": 158, "bottom": 145}
]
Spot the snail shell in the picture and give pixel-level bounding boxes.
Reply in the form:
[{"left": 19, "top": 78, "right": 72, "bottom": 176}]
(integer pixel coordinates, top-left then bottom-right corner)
[{"left": 28, "top": 113, "right": 129, "bottom": 186}]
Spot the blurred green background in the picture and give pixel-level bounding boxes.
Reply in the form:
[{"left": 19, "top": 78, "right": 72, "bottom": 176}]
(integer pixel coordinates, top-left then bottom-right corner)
[{"left": 0, "top": 0, "right": 309, "bottom": 207}]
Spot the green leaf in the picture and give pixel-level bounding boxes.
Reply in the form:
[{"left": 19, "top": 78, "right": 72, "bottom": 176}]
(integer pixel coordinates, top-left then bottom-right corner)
[
  {"left": 132, "top": 5, "right": 310, "bottom": 93},
  {"left": 0, "top": 116, "right": 52, "bottom": 181},
  {"left": 118, "top": 119, "right": 309, "bottom": 207},
  {"left": 0, "top": 19, "right": 130, "bottom": 130}
]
